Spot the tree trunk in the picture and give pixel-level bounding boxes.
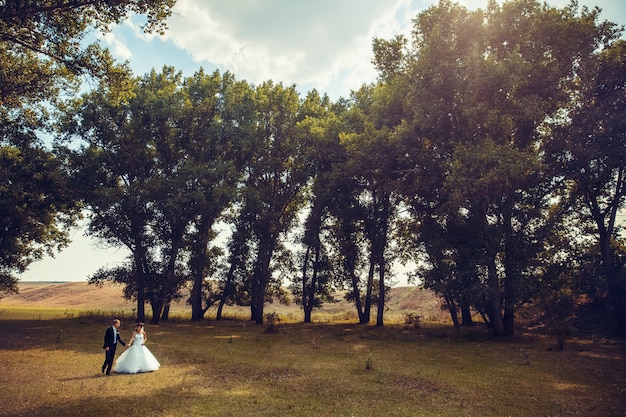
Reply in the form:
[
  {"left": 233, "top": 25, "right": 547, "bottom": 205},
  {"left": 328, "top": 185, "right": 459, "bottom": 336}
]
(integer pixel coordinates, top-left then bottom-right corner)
[
  {"left": 599, "top": 227, "right": 626, "bottom": 333},
  {"left": 250, "top": 239, "right": 273, "bottom": 325},
  {"left": 135, "top": 269, "right": 146, "bottom": 324},
  {"left": 376, "top": 264, "right": 385, "bottom": 327},
  {"left": 362, "top": 258, "right": 375, "bottom": 324},
  {"left": 503, "top": 306, "right": 515, "bottom": 336},
  {"left": 136, "top": 291, "right": 146, "bottom": 324},
  {"left": 445, "top": 294, "right": 460, "bottom": 328},
  {"left": 375, "top": 194, "right": 391, "bottom": 328},
  {"left": 349, "top": 271, "right": 365, "bottom": 324},
  {"left": 302, "top": 246, "right": 312, "bottom": 323},
  {"left": 160, "top": 232, "right": 184, "bottom": 323},
  {"left": 149, "top": 298, "right": 163, "bottom": 325},
  {"left": 190, "top": 279, "right": 205, "bottom": 321},
  {"left": 588, "top": 182, "right": 626, "bottom": 333},
  {"left": 132, "top": 246, "right": 148, "bottom": 323},
  {"left": 217, "top": 261, "right": 237, "bottom": 321},
  {"left": 305, "top": 246, "right": 321, "bottom": 323},
  {"left": 161, "top": 301, "right": 170, "bottom": 321},
  {"left": 460, "top": 304, "right": 473, "bottom": 326},
  {"left": 487, "top": 257, "right": 505, "bottom": 337},
  {"left": 190, "top": 222, "right": 212, "bottom": 321}
]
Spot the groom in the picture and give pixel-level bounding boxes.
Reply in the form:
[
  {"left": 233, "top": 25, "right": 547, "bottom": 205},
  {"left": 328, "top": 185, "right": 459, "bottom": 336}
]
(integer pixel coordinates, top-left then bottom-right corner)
[{"left": 102, "top": 319, "right": 126, "bottom": 375}]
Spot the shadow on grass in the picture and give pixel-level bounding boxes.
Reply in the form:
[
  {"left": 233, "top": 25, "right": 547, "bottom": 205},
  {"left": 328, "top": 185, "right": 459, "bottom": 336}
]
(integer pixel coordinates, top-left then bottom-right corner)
[
  {"left": 10, "top": 385, "right": 236, "bottom": 417},
  {"left": 2, "top": 313, "right": 626, "bottom": 417}
]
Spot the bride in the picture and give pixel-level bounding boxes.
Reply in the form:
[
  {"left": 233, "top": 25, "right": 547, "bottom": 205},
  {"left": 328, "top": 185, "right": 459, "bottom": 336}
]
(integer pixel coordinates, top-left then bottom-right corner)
[{"left": 114, "top": 322, "right": 160, "bottom": 374}]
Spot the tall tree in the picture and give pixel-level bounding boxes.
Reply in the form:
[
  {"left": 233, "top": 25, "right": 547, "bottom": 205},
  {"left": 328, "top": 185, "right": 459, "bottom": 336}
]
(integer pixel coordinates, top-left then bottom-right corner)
[
  {"left": 339, "top": 81, "right": 404, "bottom": 327},
  {"left": 292, "top": 90, "right": 344, "bottom": 323},
  {"left": 394, "top": 0, "right": 610, "bottom": 335},
  {"left": 0, "top": 145, "right": 80, "bottom": 293},
  {"left": 242, "top": 81, "right": 312, "bottom": 325},
  {"left": 183, "top": 70, "right": 254, "bottom": 321},
  {"left": 61, "top": 70, "right": 156, "bottom": 322},
  {"left": 134, "top": 67, "right": 191, "bottom": 323},
  {"left": 65, "top": 67, "right": 251, "bottom": 323},
  {"left": 0, "top": 0, "right": 175, "bottom": 293},
  {"left": 550, "top": 39, "right": 626, "bottom": 332}
]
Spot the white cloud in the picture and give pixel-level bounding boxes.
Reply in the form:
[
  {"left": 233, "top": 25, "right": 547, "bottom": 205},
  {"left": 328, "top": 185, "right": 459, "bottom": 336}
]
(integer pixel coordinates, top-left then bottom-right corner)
[
  {"left": 108, "top": 0, "right": 624, "bottom": 99},
  {"left": 99, "top": 31, "right": 133, "bottom": 60},
  {"left": 158, "top": 0, "right": 422, "bottom": 97}
]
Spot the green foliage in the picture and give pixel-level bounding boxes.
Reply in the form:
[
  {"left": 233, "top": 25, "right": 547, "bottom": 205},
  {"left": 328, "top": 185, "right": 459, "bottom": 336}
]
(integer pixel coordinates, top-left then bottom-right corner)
[
  {"left": 0, "top": 1, "right": 175, "bottom": 294},
  {"left": 3, "top": 0, "right": 625, "bottom": 338},
  {"left": 64, "top": 67, "right": 248, "bottom": 323},
  {"left": 0, "top": 145, "right": 80, "bottom": 292},
  {"left": 264, "top": 311, "right": 280, "bottom": 333},
  {"left": 550, "top": 320, "right": 578, "bottom": 351},
  {"left": 384, "top": 0, "right": 623, "bottom": 336},
  {"left": 549, "top": 37, "right": 626, "bottom": 331},
  {"left": 238, "top": 81, "right": 318, "bottom": 324}
]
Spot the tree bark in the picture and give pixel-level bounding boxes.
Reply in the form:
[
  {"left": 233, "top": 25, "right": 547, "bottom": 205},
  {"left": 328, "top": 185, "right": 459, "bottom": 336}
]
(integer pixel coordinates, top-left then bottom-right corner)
[
  {"left": 598, "top": 224, "right": 626, "bottom": 333},
  {"left": 132, "top": 244, "right": 149, "bottom": 323},
  {"left": 250, "top": 238, "right": 274, "bottom": 325},
  {"left": 487, "top": 257, "right": 505, "bottom": 337},
  {"left": 190, "top": 222, "right": 212, "bottom": 321},
  {"left": 217, "top": 260, "right": 237, "bottom": 321},
  {"left": 445, "top": 293, "right": 460, "bottom": 328},
  {"left": 303, "top": 246, "right": 320, "bottom": 324},
  {"left": 362, "top": 258, "right": 375, "bottom": 324},
  {"left": 460, "top": 304, "right": 473, "bottom": 326},
  {"left": 375, "top": 194, "right": 390, "bottom": 327}
]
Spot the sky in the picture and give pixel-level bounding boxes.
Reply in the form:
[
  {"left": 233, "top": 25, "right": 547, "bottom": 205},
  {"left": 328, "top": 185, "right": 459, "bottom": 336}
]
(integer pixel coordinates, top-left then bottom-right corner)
[{"left": 19, "top": 0, "right": 626, "bottom": 283}]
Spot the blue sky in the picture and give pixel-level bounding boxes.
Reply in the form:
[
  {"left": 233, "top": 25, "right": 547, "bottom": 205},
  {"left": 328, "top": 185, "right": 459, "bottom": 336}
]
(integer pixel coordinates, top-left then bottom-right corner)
[{"left": 20, "top": 0, "right": 626, "bottom": 283}]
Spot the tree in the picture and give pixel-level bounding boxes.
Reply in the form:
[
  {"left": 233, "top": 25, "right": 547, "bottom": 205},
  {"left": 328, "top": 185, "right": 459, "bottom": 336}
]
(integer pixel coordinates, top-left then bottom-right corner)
[
  {"left": 182, "top": 70, "right": 254, "bottom": 321},
  {"left": 0, "top": 145, "right": 80, "bottom": 293},
  {"left": 0, "top": 0, "right": 175, "bottom": 293},
  {"left": 133, "top": 67, "right": 192, "bottom": 324},
  {"left": 345, "top": 75, "right": 407, "bottom": 327},
  {"left": 292, "top": 90, "right": 344, "bottom": 323},
  {"left": 393, "top": 0, "right": 610, "bottom": 335},
  {"left": 327, "top": 178, "right": 370, "bottom": 324},
  {"left": 241, "top": 81, "right": 312, "bottom": 324},
  {"left": 64, "top": 67, "right": 251, "bottom": 324},
  {"left": 550, "top": 39, "right": 626, "bottom": 332},
  {"left": 61, "top": 69, "right": 157, "bottom": 322}
]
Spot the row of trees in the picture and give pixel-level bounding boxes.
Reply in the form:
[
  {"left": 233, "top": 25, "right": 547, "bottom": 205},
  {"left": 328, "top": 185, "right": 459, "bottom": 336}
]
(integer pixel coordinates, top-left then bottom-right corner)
[{"left": 1, "top": 1, "right": 625, "bottom": 335}]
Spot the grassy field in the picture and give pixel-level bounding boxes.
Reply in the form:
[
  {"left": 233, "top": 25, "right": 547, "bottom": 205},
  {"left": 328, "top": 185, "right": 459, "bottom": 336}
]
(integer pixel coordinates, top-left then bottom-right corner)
[{"left": 0, "top": 283, "right": 625, "bottom": 416}]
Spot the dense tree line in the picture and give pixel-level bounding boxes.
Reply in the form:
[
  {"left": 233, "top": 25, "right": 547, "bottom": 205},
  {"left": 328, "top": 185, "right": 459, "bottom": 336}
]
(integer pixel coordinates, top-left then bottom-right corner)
[{"left": 1, "top": 1, "right": 624, "bottom": 335}]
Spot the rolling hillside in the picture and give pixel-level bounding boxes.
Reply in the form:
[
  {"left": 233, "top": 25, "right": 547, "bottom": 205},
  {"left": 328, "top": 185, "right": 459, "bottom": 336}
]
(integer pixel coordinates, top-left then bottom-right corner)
[{"left": 1, "top": 281, "right": 449, "bottom": 323}]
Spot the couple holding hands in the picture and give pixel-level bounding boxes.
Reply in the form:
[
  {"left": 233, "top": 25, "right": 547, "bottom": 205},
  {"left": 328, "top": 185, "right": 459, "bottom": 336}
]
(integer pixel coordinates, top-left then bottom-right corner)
[{"left": 102, "top": 319, "right": 160, "bottom": 375}]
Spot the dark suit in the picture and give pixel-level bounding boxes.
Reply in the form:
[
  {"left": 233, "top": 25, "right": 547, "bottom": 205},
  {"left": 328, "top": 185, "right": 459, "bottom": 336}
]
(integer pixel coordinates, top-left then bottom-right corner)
[{"left": 102, "top": 326, "right": 126, "bottom": 375}]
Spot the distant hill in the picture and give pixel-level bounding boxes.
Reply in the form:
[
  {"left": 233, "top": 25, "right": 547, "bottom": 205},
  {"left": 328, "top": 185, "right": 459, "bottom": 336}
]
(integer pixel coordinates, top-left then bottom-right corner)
[{"left": 2, "top": 281, "right": 450, "bottom": 323}]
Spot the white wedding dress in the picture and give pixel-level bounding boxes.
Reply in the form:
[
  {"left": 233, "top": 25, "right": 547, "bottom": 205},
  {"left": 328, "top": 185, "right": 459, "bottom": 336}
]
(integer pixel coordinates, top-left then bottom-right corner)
[{"left": 113, "top": 332, "right": 160, "bottom": 374}]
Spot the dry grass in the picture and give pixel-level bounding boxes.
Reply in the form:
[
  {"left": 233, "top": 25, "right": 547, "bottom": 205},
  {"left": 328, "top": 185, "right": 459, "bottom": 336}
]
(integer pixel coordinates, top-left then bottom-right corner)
[
  {"left": 1, "top": 283, "right": 625, "bottom": 416},
  {"left": 1, "top": 282, "right": 452, "bottom": 324}
]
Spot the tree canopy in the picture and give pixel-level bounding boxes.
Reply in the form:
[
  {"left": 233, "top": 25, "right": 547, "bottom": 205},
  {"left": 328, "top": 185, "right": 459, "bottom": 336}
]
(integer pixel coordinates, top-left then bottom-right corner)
[
  {"left": 3, "top": 0, "right": 625, "bottom": 336},
  {"left": 0, "top": 0, "right": 176, "bottom": 294}
]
